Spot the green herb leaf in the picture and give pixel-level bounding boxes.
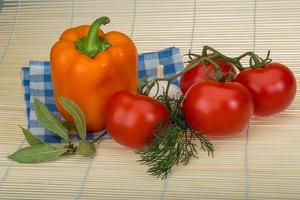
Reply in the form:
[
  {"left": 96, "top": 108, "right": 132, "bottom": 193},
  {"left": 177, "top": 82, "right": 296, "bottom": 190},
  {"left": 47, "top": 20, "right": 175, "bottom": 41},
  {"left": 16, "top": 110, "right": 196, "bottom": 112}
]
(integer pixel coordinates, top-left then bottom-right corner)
[
  {"left": 8, "top": 144, "right": 67, "bottom": 164},
  {"left": 136, "top": 94, "right": 214, "bottom": 179},
  {"left": 20, "top": 126, "right": 45, "bottom": 146},
  {"left": 59, "top": 97, "right": 86, "bottom": 141},
  {"left": 34, "top": 98, "right": 69, "bottom": 141},
  {"left": 76, "top": 141, "right": 96, "bottom": 157},
  {"left": 63, "top": 121, "right": 78, "bottom": 133}
]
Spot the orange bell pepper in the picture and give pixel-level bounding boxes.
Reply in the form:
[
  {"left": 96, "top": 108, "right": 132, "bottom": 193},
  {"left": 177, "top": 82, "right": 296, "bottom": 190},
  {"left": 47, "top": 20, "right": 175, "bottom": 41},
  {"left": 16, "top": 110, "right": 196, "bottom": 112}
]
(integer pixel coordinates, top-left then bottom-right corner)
[{"left": 50, "top": 17, "right": 138, "bottom": 132}]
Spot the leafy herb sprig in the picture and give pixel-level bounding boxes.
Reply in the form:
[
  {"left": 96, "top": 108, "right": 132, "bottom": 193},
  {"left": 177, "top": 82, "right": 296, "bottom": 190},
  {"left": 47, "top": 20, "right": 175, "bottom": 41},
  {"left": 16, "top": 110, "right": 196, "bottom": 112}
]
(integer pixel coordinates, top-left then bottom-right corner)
[
  {"left": 136, "top": 93, "right": 214, "bottom": 179},
  {"left": 8, "top": 97, "right": 106, "bottom": 164}
]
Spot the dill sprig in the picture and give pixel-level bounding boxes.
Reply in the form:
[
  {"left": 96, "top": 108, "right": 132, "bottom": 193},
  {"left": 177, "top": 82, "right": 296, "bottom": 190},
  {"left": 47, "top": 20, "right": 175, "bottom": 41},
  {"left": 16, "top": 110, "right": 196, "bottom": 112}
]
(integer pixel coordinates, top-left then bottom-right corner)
[{"left": 136, "top": 93, "right": 214, "bottom": 179}]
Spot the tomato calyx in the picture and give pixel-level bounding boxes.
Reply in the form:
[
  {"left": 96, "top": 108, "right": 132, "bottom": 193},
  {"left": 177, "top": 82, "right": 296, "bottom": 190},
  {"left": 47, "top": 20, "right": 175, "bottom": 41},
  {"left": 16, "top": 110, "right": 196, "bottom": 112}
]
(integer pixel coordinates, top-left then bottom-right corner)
[
  {"left": 185, "top": 51, "right": 232, "bottom": 82},
  {"left": 234, "top": 49, "right": 273, "bottom": 70},
  {"left": 250, "top": 50, "right": 272, "bottom": 69}
]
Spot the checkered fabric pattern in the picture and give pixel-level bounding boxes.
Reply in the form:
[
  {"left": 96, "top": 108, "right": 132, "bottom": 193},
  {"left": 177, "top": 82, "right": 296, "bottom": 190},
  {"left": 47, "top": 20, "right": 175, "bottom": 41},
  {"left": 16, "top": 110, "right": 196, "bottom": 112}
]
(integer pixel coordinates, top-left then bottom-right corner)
[{"left": 21, "top": 47, "right": 184, "bottom": 143}]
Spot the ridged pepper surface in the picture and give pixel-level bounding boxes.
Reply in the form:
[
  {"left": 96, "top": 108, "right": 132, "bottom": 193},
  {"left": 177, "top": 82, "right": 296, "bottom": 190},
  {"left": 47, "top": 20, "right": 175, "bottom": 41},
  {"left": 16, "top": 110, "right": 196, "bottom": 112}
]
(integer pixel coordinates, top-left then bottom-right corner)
[{"left": 50, "top": 17, "right": 138, "bottom": 132}]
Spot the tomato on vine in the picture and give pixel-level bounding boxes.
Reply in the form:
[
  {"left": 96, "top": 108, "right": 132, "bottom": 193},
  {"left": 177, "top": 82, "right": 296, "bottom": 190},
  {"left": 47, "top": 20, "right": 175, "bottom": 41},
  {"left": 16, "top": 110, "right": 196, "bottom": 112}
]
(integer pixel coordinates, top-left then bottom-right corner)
[
  {"left": 105, "top": 91, "right": 169, "bottom": 148},
  {"left": 235, "top": 62, "right": 297, "bottom": 116},
  {"left": 197, "top": 46, "right": 297, "bottom": 117},
  {"left": 180, "top": 58, "right": 236, "bottom": 93},
  {"left": 183, "top": 80, "right": 253, "bottom": 137}
]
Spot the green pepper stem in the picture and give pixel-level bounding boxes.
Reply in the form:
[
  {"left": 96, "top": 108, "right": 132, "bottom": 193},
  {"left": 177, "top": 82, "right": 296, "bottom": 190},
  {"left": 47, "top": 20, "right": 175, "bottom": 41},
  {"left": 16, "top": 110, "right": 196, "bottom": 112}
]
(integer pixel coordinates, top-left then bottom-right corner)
[
  {"left": 75, "top": 17, "right": 111, "bottom": 58},
  {"left": 84, "top": 17, "right": 110, "bottom": 53}
]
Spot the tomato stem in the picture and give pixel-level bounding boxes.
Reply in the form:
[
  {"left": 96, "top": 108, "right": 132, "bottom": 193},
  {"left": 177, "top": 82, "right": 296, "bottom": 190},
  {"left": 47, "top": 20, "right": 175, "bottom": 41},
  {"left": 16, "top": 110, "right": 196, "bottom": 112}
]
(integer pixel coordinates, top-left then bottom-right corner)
[
  {"left": 204, "top": 57, "right": 225, "bottom": 82},
  {"left": 141, "top": 53, "right": 221, "bottom": 96},
  {"left": 202, "top": 45, "right": 244, "bottom": 70},
  {"left": 141, "top": 46, "right": 272, "bottom": 96},
  {"left": 202, "top": 45, "right": 272, "bottom": 70}
]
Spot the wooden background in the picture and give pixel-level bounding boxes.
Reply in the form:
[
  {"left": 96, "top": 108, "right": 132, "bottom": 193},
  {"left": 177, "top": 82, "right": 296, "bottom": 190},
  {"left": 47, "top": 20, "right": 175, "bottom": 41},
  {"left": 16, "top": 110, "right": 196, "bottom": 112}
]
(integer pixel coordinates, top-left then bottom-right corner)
[{"left": 0, "top": 0, "right": 299, "bottom": 199}]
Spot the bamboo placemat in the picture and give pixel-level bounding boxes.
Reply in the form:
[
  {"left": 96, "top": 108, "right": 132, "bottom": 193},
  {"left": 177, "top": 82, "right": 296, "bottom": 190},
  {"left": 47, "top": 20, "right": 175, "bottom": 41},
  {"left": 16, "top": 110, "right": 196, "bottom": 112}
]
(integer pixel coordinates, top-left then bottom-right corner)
[{"left": 0, "top": 0, "right": 299, "bottom": 199}]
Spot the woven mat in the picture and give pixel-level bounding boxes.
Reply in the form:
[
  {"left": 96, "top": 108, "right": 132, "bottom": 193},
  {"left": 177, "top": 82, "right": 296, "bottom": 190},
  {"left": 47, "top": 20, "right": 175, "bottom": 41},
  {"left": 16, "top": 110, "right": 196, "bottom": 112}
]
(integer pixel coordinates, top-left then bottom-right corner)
[{"left": 0, "top": 0, "right": 299, "bottom": 199}]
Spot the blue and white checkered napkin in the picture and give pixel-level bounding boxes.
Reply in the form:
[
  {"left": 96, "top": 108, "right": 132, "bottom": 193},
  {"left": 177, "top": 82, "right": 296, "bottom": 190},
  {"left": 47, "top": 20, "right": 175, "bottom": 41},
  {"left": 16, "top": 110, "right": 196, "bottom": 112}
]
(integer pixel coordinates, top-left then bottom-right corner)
[{"left": 21, "top": 47, "right": 184, "bottom": 143}]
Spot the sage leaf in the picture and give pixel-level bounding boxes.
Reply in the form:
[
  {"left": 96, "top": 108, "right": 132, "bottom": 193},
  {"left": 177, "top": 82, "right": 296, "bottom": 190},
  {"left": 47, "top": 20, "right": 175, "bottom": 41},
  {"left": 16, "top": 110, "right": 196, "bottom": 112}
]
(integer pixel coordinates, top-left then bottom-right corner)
[
  {"left": 20, "top": 126, "right": 45, "bottom": 146},
  {"left": 59, "top": 97, "right": 86, "bottom": 141},
  {"left": 34, "top": 98, "right": 69, "bottom": 141},
  {"left": 76, "top": 141, "right": 96, "bottom": 157},
  {"left": 8, "top": 144, "right": 67, "bottom": 164},
  {"left": 63, "top": 121, "right": 78, "bottom": 133}
]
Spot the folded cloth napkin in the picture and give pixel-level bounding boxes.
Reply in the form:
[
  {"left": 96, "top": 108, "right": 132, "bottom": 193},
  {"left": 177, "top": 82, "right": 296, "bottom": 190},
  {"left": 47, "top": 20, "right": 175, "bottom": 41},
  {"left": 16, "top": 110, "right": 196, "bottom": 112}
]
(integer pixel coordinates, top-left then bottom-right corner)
[{"left": 21, "top": 47, "right": 184, "bottom": 143}]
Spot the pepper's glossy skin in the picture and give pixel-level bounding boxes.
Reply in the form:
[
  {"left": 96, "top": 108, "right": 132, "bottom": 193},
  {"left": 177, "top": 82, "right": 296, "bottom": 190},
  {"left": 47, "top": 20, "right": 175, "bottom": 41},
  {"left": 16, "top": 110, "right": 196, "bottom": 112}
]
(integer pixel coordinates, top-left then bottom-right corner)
[{"left": 51, "top": 25, "right": 138, "bottom": 132}]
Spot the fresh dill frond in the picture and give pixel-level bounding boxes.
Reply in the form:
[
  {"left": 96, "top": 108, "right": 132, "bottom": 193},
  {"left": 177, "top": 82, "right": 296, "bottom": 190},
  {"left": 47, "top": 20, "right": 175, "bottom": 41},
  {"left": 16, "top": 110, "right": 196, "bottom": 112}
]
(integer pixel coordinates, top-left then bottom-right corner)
[{"left": 136, "top": 93, "right": 214, "bottom": 179}]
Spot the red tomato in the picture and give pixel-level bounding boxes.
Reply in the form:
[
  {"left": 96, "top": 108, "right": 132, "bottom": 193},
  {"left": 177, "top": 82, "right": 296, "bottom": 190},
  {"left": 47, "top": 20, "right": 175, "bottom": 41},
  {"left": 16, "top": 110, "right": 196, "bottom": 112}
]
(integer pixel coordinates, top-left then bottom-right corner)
[
  {"left": 105, "top": 91, "right": 169, "bottom": 148},
  {"left": 183, "top": 81, "right": 253, "bottom": 137},
  {"left": 235, "top": 63, "right": 297, "bottom": 116},
  {"left": 180, "top": 59, "right": 235, "bottom": 93}
]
